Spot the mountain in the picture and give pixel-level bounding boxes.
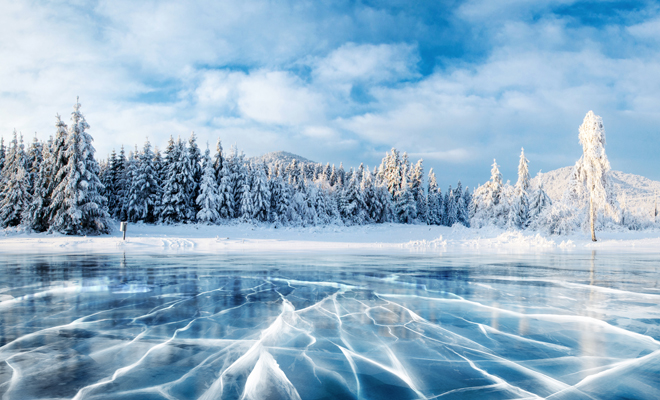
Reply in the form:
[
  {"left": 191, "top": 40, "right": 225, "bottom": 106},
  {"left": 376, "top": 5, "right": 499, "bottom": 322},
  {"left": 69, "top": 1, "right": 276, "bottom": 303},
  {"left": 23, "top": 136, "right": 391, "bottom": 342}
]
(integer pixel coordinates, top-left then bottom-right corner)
[
  {"left": 531, "top": 166, "right": 660, "bottom": 215},
  {"left": 249, "top": 151, "right": 316, "bottom": 167}
]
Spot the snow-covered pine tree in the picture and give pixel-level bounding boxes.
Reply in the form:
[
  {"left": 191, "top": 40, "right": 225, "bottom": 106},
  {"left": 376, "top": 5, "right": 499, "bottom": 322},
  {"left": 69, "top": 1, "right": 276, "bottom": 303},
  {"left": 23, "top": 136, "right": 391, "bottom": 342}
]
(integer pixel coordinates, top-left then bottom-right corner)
[
  {"left": 268, "top": 173, "right": 289, "bottom": 226},
  {"left": 127, "top": 139, "right": 160, "bottom": 223},
  {"left": 395, "top": 172, "right": 416, "bottom": 224},
  {"left": 186, "top": 132, "right": 202, "bottom": 219},
  {"left": 252, "top": 163, "right": 271, "bottom": 222},
  {"left": 329, "top": 164, "right": 338, "bottom": 187},
  {"left": 578, "top": 111, "right": 612, "bottom": 241},
  {"left": 337, "top": 163, "right": 346, "bottom": 188},
  {"left": 213, "top": 138, "right": 223, "bottom": 183},
  {"left": 0, "top": 131, "right": 29, "bottom": 227},
  {"left": 238, "top": 164, "right": 254, "bottom": 223},
  {"left": 22, "top": 136, "right": 52, "bottom": 231},
  {"left": 287, "top": 159, "right": 302, "bottom": 189},
  {"left": 410, "top": 159, "right": 426, "bottom": 222},
  {"left": 196, "top": 147, "right": 220, "bottom": 224},
  {"left": 341, "top": 169, "right": 367, "bottom": 225},
  {"left": 455, "top": 181, "right": 469, "bottom": 226},
  {"left": 0, "top": 138, "right": 5, "bottom": 173},
  {"left": 217, "top": 162, "right": 234, "bottom": 219},
  {"left": 49, "top": 99, "right": 109, "bottom": 234},
  {"left": 26, "top": 136, "right": 43, "bottom": 198},
  {"left": 123, "top": 148, "right": 139, "bottom": 220},
  {"left": 426, "top": 169, "right": 441, "bottom": 225},
  {"left": 462, "top": 187, "right": 471, "bottom": 227},
  {"left": 160, "top": 136, "right": 187, "bottom": 224},
  {"left": 527, "top": 183, "right": 552, "bottom": 228},
  {"left": 446, "top": 186, "right": 458, "bottom": 226},
  {"left": 509, "top": 148, "right": 531, "bottom": 229},
  {"left": 152, "top": 147, "right": 164, "bottom": 220},
  {"left": 384, "top": 148, "right": 402, "bottom": 197},
  {"left": 25, "top": 116, "right": 66, "bottom": 231},
  {"left": 469, "top": 159, "right": 509, "bottom": 228},
  {"left": 360, "top": 167, "right": 374, "bottom": 224}
]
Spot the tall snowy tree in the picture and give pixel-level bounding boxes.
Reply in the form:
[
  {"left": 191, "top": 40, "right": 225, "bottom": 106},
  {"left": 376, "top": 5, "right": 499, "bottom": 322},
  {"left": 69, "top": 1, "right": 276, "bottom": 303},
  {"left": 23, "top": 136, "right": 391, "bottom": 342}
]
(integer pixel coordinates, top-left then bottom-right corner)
[
  {"left": 427, "top": 169, "right": 441, "bottom": 225},
  {"left": 268, "top": 173, "right": 289, "bottom": 226},
  {"left": 127, "top": 140, "right": 160, "bottom": 222},
  {"left": 509, "top": 148, "right": 531, "bottom": 229},
  {"left": 160, "top": 137, "right": 188, "bottom": 224},
  {"left": 251, "top": 163, "right": 271, "bottom": 222},
  {"left": 528, "top": 183, "right": 552, "bottom": 224},
  {"left": 577, "top": 111, "right": 612, "bottom": 241},
  {"left": 26, "top": 136, "right": 43, "bottom": 198},
  {"left": 48, "top": 99, "right": 109, "bottom": 235},
  {"left": 470, "top": 160, "right": 508, "bottom": 228},
  {"left": 395, "top": 172, "right": 416, "bottom": 224},
  {"left": 0, "top": 131, "right": 29, "bottom": 227},
  {"left": 410, "top": 159, "right": 426, "bottom": 222},
  {"left": 196, "top": 147, "right": 220, "bottom": 224},
  {"left": 186, "top": 132, "right": 202, "bottom": 219},
  {"left": 213, "top": 138, "right": 224, "bottom": 184},
  {"left": 238, "top": 164, "right": 254, "bottom": 222},
  {"left": 24, "top": 117, "right": 66, "bottom": 231}
]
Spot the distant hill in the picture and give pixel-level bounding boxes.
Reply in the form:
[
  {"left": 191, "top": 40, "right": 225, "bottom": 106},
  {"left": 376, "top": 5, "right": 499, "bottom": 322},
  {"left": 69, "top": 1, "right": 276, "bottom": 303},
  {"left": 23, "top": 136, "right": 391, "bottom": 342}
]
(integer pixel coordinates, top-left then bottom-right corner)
[
  {"left": 531, "top": 166, "right": 660, "bottom": 215},
  {"left": 249, "top": 151, "right": 316, "bottom": 167}
]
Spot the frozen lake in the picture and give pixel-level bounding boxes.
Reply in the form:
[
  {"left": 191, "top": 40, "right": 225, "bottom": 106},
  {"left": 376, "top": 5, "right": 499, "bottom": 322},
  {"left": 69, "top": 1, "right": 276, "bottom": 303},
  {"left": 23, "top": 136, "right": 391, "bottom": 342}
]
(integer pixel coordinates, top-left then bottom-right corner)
[{"left": 0, "top": 252, "right": 659, "bottom": 400}]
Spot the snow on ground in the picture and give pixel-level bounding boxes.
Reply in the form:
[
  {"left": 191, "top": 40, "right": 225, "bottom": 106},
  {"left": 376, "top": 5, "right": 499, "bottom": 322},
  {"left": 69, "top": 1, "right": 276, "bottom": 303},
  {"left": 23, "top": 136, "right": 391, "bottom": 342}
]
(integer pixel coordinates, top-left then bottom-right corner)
[{"left": 1, "top": 222, "right": 659, "bottom": 255}]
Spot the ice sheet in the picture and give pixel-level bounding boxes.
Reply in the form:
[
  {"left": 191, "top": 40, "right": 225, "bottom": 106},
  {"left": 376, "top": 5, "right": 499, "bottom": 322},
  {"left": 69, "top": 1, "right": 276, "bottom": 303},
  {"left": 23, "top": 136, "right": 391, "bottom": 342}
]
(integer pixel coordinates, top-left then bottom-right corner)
[{"left": 0, "top": 252, "right": 658, "bottom": 399}]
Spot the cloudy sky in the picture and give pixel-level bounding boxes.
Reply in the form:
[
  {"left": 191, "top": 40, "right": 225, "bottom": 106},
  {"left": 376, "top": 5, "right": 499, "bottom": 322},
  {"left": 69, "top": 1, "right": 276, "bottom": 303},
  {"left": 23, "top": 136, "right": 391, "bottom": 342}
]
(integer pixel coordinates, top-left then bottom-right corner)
[{"left": 1, "top": 0, "right": 659, "bottom": 187}]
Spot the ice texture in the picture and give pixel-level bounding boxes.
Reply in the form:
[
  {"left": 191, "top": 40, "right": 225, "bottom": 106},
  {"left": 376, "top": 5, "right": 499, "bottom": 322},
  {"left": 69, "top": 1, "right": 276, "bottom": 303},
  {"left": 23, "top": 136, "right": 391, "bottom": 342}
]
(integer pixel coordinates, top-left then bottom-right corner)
[{"left": 0, "top": 252, "right": 659, "bottom": 399}]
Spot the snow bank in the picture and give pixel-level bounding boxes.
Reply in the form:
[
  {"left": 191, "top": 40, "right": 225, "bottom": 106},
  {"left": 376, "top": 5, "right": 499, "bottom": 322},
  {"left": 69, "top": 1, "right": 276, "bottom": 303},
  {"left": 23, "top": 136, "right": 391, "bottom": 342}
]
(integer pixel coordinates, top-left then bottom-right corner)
[{"left": 1, "top": 222, "right": 660, "bottom": 255}]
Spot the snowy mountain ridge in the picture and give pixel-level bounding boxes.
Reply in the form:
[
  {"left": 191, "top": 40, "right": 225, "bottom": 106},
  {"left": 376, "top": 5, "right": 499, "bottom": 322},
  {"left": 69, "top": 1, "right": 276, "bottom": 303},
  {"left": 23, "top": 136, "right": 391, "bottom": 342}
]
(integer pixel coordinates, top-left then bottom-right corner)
[
  {"left": 532, "top": 166, "right": 660, "bottom": 216},
  {"left": 249, "top": 151, "right": 316, "bottom": 166}
]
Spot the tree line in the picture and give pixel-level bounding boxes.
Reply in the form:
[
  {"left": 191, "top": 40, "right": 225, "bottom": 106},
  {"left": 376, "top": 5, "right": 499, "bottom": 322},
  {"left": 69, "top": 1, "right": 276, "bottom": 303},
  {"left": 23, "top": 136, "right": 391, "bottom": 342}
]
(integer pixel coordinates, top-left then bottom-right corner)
[{"left": 1, "top": 104, "right": 652, "bottom": 237}]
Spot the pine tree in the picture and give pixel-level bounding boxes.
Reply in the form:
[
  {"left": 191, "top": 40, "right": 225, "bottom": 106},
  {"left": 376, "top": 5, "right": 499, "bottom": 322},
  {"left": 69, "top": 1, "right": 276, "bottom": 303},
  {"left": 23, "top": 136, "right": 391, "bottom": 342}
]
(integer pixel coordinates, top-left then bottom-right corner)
[
  {"left": 455, "top": 181, "right": 469, "bottom": 226},
  {"left": 0, "top": 131, "right": 29, "bottom": 227},
  {"left": 160, "top": 136, "right": 187, "bottom": 224},
  {"left": 49, "top": 99, "right": 109, "bottom": 234},
  {"left": 461, "top": 187, "right": 471, "bottom": 227},
  {"left": 251, "top": 163, "right": 271, "bottom": 222},
  {"left": 196, "top": 147, "right": 220, "bottom": 224},
  {"left": 24, "top": 117, "right": 65, "bottom": 231},
  {"left": 427, "top": 169, "right": 441, "bottom": 225},
  {"left": 152, "top": 147, "right": 165, "bottom": 220},
  {"left": 268, "top": 174, "right": 289, "bottom": 226},
  {"left": 217, "top": 163, "right": 235, "bottom": 219},
  {"left": 186, "top": 132, "right": 202, "bottom": 219},
  {"left": 213, "top": 138, "right": 224, "bottom": 183},
  {"left": 578, "top": 111, "right": 612, "bottom": 241},
  {"left": 446, "top": 187, "right": 458, "bottom": 226},
  {"left": 395, "top": 173, "right": 416, "bottom": 224},
  {"left": 341, "top": 169, "right": 366, "bottom": 225},
  {"left": 528, "top": 183, "right": 552, "bottom": 223},
  {"left": 509, "top": 148, "right": 531, "bottom": 229},
  {"left": 127, "top": 140, "right": 160, "bottom": 222},
  {"left": 0, "top": 138, "right": 5, "bottom": 173},
  {"left": 238, "top": 165, "right": 254, "bottom": 222},
  {"left": 410, "top": 159, "right": 426, "bottom": 221},
  {"left": 25, "top": 136, "right": 43, "bottom": 198}
]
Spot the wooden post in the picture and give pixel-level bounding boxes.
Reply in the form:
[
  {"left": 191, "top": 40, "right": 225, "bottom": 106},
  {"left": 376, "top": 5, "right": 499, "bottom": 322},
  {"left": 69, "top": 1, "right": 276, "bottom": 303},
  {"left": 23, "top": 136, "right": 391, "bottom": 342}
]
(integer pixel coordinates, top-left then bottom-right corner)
[{"left": 120, "top": 221, "right": 127, "bottom": 241}]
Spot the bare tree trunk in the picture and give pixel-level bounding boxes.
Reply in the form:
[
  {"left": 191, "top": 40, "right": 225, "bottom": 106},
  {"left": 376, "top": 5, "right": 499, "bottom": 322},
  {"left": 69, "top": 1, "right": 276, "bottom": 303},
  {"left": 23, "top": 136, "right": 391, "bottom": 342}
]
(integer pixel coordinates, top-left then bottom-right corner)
[{"left": 590, "top": 195, "right": 597, "bottom": 242}]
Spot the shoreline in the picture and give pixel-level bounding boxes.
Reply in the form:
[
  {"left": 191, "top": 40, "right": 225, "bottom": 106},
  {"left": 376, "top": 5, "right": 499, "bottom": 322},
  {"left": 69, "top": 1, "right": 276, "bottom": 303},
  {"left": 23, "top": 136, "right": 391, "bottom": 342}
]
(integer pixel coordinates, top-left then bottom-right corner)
[{"left": 1, "top": 222, "right": 659, "bottom": 255}]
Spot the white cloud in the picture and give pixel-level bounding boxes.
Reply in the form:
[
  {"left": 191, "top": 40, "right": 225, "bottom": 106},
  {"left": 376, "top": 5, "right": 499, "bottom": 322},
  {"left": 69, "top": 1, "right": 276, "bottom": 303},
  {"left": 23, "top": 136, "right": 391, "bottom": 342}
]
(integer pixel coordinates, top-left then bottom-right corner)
[
  {"left": 236, "top": 70, "right": 325, "bottom": 126},
  {"left": 313, "top": 43, "right": 419, "bottom": 84}
]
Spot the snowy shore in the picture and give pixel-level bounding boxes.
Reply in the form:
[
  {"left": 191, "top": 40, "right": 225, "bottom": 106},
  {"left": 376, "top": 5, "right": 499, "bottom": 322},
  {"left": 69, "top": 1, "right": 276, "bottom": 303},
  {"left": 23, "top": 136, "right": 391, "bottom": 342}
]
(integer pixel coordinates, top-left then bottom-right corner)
[{"left": 1, "top": 222, "right": 659, "bottom": 255}]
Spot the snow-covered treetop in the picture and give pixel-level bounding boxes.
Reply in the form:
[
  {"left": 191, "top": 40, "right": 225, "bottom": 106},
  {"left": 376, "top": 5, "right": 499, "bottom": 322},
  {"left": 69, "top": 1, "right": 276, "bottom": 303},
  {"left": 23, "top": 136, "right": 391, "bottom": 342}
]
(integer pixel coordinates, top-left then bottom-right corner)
[
  {"left": 578, "top": 110, "right": 611, "bottom": 203},
  {"left": 516, "top": 148, "right": 530, "bottom": 193}
]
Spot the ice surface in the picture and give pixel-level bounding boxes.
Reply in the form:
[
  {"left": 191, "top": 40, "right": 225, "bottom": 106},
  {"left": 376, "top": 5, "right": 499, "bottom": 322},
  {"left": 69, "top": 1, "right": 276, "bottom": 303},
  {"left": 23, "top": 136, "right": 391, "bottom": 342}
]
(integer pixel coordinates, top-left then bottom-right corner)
[{"left": 0, "top": 252, "right": 659, "bottom": 399}]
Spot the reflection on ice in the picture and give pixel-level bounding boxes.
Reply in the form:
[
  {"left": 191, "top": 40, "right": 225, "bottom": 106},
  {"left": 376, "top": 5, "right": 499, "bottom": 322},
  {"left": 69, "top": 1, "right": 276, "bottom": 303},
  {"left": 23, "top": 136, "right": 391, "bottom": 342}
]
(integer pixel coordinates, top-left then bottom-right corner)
[{"left": 0, "top": 252, "right": 659, "bottom": 399}]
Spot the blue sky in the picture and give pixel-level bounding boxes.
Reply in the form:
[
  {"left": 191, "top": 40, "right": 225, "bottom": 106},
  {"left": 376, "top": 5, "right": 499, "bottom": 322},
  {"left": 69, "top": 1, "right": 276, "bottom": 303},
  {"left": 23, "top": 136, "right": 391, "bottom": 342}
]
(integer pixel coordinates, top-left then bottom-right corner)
[{"left": 1, "top": 0, "right": 659, "bottom": 187}]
